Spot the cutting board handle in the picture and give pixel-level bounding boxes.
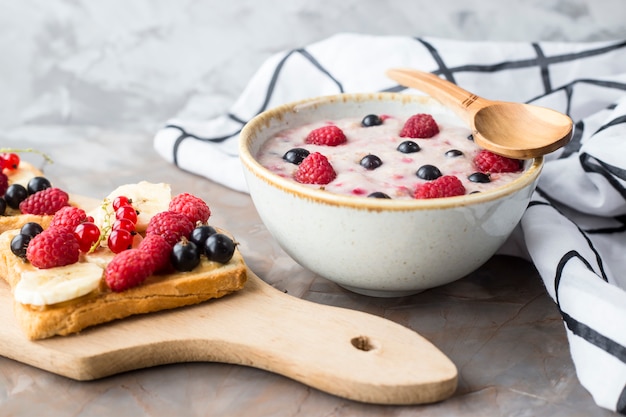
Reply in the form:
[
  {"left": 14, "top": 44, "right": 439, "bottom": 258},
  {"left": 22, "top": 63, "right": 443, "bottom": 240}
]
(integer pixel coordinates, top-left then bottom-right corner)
[{"left": 2, "top": 270, "right": 457, "bottom": 405}]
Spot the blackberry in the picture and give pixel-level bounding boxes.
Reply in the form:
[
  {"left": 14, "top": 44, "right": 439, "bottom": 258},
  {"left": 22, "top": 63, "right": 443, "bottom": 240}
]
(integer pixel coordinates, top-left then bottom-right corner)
[
  {"left": 445, "top": 149, "right": 463, "bottom": 158},
  {"left": 416, "top": 165, "right": 442, "bottom": 180},
  {"left": 27, "top": 176, "right": 52, "bottom": 195},
  {"left": 20, "top": 222, "right": 44, "bottom": 238},
  {"left": 397, "top": 140, "right": 420, "bottom": 154},
  {"left": 283, "top": 148, "right": 310, "bottom": 165},
  {"left": 468, "top": 172, "right": 491, "bottom": 183},
  {"left": 0, "top": 197, "right": 6, "bottom": 216},
  {"left": 189, "top": 225, "right": 217, "bottom": 248},
  {"left": 10, "top": 233, "right": 31, "bottom": 259},
  {"left": 204, "top": 233, "right": 236, "bottom": 264},
  {"left": 4, "top": 184, "right": 28, "bottom": 209},
  {"left": 360, "top": 154, "right": 383, "bottom": 170},
  {"left": 171, "top": 239, "right": 201, "bottom": 272},
  {"left": 368, "top": 192, "right": 391, "bottom": 199},
  {"left": 361, "top": 114, "right": 383, "bottom": 127}
]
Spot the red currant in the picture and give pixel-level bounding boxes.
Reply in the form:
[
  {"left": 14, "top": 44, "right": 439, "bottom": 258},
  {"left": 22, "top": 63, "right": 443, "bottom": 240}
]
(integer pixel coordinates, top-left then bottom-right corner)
[
  {"left": 112, "top": 218, "right": 136, "bottom": 233},
  {"left": 107, "top": 229, "right": 134, "bottom": 254},
  {"left": 115, "top": 205, "right": 138, "bottom": 224},
  {"left": 0, "top": 153, "right": 20, "bottom": 171},
  {"left": 112, "top": 195, "right": 132, "bottom": 211},
  {"left": 74, "top": 222, "right": 101, "bottom": 253}
]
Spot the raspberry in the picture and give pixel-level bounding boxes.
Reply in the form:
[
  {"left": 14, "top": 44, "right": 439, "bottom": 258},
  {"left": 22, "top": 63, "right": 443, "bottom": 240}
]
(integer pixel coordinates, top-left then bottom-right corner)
[
  {"left": 400, "top": 114, "right": 440, "bottom": 138},
  {"left": 145, "top": 211, "right": 195, "bottom": 246},
  {"left": 0, "top": 173, "right": 8, "bottom": 196},
  {"left": 305, "top": 125, "right": 347, "bottom": 146},
  {"left": 26, "top": 228, "right": 80, "bottom": 269},
  {"left": 473, "top": 150, "right": 522, "bottom": 173},
  {"left": 105, "top": 249, "right": 153, "bottom": 292},
  {"left": 49, "top": 206, "right": 88, "bottom": 231},
  {"left": 138, "top": 233, "right": 172, "bottom": 273},
  {"left": 168, "top": 193, "right": 211, "bottom": 224},
  {"left": 294, "top": 152, "right": 337, "bottom": 185},
  {"left": 19, "top": 187, "right": 70, "bottom": 215},
  {"left": 414, "top": 175, "right": 466, "bottom": 199}
]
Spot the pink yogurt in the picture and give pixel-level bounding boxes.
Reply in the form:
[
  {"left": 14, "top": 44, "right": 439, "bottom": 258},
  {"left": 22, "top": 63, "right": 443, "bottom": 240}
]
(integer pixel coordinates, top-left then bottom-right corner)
[{"left": 256, "top": 114, "right": 524, "bottom": 199}]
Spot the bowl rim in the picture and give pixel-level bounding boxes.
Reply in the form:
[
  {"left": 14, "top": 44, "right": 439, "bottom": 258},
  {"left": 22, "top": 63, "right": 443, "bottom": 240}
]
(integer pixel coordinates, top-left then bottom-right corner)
[{"left": 239, "top": 92, "right": 544, "bottom": 211}]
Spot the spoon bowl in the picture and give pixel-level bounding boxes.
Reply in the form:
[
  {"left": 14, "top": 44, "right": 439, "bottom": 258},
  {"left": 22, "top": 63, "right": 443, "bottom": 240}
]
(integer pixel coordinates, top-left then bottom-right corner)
[{"left": 386, "top": 68, "right": 573, "bottom": 159}]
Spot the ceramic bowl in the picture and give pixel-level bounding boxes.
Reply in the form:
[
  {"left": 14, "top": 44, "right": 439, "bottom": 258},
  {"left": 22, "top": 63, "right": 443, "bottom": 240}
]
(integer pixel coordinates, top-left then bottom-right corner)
[{"left": 239, "top": 93, "right": 543, "bottom": 297}]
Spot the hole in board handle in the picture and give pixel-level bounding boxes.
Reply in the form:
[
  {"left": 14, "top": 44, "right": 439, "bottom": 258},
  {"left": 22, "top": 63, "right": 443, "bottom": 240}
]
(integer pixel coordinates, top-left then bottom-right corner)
[{"left": 351, "top": 335, "right": 378, "bottom": 351}]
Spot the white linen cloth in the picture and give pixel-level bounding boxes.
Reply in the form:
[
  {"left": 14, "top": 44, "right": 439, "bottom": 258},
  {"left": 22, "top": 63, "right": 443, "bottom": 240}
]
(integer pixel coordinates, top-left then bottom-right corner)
[{"left": 154, "top": 33, "right": 626, "bottom": 413}]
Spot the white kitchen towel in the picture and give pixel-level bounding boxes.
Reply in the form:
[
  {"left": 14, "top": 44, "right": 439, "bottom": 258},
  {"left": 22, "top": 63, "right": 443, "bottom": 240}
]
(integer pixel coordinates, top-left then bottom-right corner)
[{"left": 154, "top": 33, "right": 626, "bottom": 413}]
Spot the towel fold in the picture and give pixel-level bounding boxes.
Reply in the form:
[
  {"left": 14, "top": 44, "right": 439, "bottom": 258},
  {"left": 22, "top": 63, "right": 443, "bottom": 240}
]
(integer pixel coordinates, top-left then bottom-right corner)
[{"left": 155, "top": 33, "right": 626, "bottom": 413}]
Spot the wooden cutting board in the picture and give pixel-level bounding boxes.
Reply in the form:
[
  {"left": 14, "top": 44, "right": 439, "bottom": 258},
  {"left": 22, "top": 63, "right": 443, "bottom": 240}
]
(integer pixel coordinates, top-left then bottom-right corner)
[
  {"left": 0, "top": 192, "right": 457, "bottom": 404},
  {"left": 0, "top": 268, "right": 457, "bottom": 405}
]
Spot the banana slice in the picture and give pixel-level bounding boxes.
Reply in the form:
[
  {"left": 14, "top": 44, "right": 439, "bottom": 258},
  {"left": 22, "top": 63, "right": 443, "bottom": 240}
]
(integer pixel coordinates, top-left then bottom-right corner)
[
  {"left": 14, "top": 262, "right": 103, "bottom": 306},
  {"left": 88, "top": 181, "right": 172, "bottom": 234}
]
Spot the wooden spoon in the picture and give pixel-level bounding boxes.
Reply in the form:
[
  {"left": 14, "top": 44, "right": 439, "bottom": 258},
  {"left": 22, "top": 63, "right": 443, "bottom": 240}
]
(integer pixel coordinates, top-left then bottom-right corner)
[{"left": 386, "top": 68, "right": 573, "bottom": 159}]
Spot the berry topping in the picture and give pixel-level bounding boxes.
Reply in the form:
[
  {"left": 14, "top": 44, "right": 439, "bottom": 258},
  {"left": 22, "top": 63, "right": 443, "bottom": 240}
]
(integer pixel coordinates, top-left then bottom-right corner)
[
  {"left": 112, "top": 195, "right": 132, "bottom": 211},
  {"left": 105, "top": 249, "right": 153, "bottom": 292},
  {"left": 360, "top": 154, "right": 383, "bottom": 170},
  {"left": 138, "top": 233, "right": 172, "bottom": 273},
  {"left": 26, "top": 228, "right": 80, "bottom": 269},
  {"left": 399, "top": 114, "right": 439, "bottom": 138},
  {"left": 49, "top": 206, "right": 88, "bottom": 231},
  {"left": 283, "top": 148, "right": 310, "bottom": 165},
  {"left": 19, "top": 187, "right": 70, "bottom": 215},
  {"left": 0, "top": 153, "right": 20, "bottom": 170},
  {"left": 74, "top": 222, "right": 101, "bottom": 253},
  {"left": 27, "top": 177, "right": 52, "bottom": 195},
  {"left": 107, "top": 229, "right": 135, "bottom": 254},
  {"left": 361, "top": 114, "right": 383, "bottom": 127},
  {"left": 473, "top": 150, "right": 522, "bottom": 173},
  {"left": 0, "top": 173, "right": 8, "bottom": 196},
  {"left": 368, "top": 192, "right": 391, "bottom": 199},
  {"left": 4, "top": 184, "right": 28, "bottom": 209},
  {"left": 115, "top": 205, "right": 138, "bottom": 224},
  {"left": 468, "top": 172, "right": 491, "bottom": 183},
  {"left": 414, "top": 175, "right": 466, "bottom": 199},
  {"left": 204, "top": 233, "right": 236, "bottom": 264},
  {"left": 171, "top": 239, "right": 201, "bottom": 272},
  {"left": 169, "top": 193, "right": 211, "bottom": 224},
  {"left": 112, "top": 218, "right": 136, "bottom": 234},
  {"left": 0, "top": 198, "right": 5, "bottom": 215},
  {"left": 305, "top": 125, "right": 347, "bottom": 146},
  {"left": 416, "top": 164, "right": 442, "bottom": 180},
  {"left": 20, "top": 222, "right": 44, "bottom": 238},
  {"left": 397, "top": 140, "right": 420, "bottom": 154},
  {"left": 145, "top": 211, "right": 195, "bottom": 246},
  {"left": 294, "top": 152, "right": 337, "bottom": 185},
  {"left": 189, "top": 225, "right": 217, "bottom": 247},
  {"left": 445, "top": 149, "right": 463, "bottom": 158},
  {"left": 10, "top": 234, "right": 31, "bottom": 259}
]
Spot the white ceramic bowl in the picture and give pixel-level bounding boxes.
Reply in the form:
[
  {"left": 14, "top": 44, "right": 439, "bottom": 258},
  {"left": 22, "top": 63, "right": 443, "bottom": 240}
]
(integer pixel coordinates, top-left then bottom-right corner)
[{"left": 239, "top": 93, "right": 543, "bottom": 297}]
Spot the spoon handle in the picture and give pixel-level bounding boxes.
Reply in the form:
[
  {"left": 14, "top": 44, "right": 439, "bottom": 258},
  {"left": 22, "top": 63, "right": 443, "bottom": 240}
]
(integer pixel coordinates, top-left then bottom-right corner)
[{"left": 386, "top": 68, "right": 487, "bottom": 122}]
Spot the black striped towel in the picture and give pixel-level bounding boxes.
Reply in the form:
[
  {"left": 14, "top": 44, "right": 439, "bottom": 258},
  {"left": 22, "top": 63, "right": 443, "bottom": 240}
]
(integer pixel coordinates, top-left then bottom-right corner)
[{"left": 154, "top": 33, "right": 626, "bottom": 413}]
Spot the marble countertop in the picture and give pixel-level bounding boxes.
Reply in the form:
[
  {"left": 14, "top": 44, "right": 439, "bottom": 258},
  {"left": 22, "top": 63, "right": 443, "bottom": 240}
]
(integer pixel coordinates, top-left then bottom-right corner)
[{"left": 1, "top": 1, "right": 625, "bottom": 416}]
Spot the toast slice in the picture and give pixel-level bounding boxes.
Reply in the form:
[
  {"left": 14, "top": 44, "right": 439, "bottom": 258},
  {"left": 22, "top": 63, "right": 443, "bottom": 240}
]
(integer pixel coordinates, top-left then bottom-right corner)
[
  {"left": 0, "top": 161, "right": 54, "bottom": 233},
  {"left": 0, "top": 183, "right": 248, "bottom": 340}
]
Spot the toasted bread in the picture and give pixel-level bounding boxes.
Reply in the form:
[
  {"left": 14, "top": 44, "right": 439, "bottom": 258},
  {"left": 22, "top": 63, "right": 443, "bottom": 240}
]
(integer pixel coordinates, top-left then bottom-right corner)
[
  {"left": 0, "top": 182, "right": 248, "bottom": 340},
  {"left": 0, "top": 229, "right": 247, "bottom": 339},
  {"left": 0, "top": 161, "right": 53, "bottom": 233}
]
